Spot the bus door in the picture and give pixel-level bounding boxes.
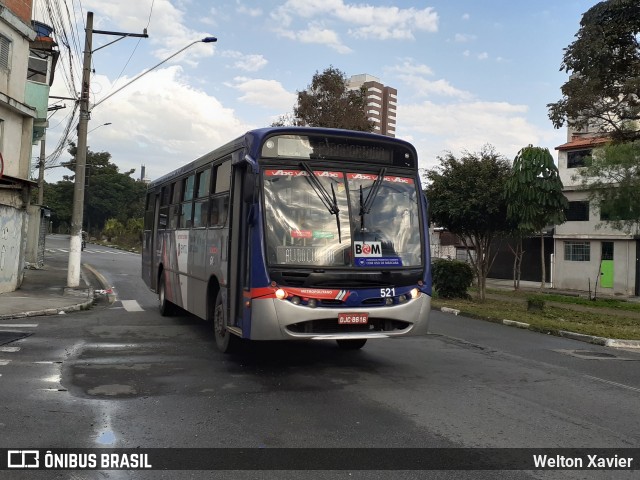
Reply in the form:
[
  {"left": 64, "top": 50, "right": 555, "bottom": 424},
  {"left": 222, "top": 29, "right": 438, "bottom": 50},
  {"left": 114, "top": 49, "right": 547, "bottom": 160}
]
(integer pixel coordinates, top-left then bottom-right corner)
[
  {"left": 228, "top": 161, "right": 254, "bottom": 331},
  {"left": 150, "top": 193, "right": 161, "bottom": 290}
]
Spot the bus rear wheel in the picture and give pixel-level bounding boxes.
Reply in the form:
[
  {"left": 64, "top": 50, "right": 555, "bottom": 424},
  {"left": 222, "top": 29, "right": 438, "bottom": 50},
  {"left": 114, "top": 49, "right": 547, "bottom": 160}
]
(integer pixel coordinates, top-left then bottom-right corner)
[
  {"left": 336, "top": 339, "right": 367, "bottom": 350},
  {"left": 158, "top": 274, "right": 175, "bottom": 316},
  {"left": 213, "top": 290, "right": 239, "bottom": 353}
]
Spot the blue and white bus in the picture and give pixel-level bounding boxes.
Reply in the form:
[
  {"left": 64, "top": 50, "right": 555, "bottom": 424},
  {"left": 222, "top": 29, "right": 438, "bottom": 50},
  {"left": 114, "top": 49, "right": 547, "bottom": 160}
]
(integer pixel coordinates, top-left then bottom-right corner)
[{"left": 142, "top": 127, "right": 431, "bottom": 352}]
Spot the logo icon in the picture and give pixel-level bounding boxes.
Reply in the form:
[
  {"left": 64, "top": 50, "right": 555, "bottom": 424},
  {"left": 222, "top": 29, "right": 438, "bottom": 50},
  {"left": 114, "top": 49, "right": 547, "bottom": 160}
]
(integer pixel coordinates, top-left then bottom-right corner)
[{"left": 8, "top": 450, "right": 39, "bottom": 468}]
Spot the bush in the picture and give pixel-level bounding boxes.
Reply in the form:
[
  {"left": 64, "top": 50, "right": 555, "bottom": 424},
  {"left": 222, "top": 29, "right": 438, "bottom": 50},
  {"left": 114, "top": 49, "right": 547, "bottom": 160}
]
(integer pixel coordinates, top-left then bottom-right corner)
[
  {"left": 527, "top": 296, "right": 545, "bottom": 311},
  {"left": 432, "top": 258, "right": 474, "bottom": 299}
]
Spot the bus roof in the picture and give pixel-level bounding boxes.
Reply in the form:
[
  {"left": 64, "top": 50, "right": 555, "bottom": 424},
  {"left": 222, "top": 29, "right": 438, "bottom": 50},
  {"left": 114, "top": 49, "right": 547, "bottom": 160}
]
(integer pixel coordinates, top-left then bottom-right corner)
[{"left": 147, "top": 127, "right": 418, "bottom": 189}]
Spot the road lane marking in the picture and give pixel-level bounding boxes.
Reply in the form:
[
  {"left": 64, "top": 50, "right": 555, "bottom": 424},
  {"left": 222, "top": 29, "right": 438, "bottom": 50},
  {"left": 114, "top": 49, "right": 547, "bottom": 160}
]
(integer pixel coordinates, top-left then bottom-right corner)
[
  {"left": 0, "top": 347, "right": 20, "bottom": 352},
  {"left": 0, "top": 360, "right": 11, "bottom": 366},
  {"left": 121, "top": 300, "right": 144, "bottom": 312},
  {"left": 583, "top": 375, "right": 640, "bottom": 394},
  {"left": 0, "top": 324, "right": 38, "bottom": 328}
]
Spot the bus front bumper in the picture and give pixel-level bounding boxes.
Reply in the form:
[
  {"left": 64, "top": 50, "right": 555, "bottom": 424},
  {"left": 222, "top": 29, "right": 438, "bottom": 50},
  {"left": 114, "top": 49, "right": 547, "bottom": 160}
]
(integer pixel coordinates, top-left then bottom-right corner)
[{"left": 247, "top": 294, "right": 431, "bottom": 341}]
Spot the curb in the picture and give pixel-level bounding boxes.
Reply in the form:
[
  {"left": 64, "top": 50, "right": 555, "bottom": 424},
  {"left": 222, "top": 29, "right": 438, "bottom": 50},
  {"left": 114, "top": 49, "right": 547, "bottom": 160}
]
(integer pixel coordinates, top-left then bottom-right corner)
[
  {"left": 436, "top": 307, "right": 640, "bottom": 350},
  {"left": 83, "top": 263, "right": 117, "bottom": 304},
  {"left": 0, "top": 292, "right": 94, "bottom": 321}
]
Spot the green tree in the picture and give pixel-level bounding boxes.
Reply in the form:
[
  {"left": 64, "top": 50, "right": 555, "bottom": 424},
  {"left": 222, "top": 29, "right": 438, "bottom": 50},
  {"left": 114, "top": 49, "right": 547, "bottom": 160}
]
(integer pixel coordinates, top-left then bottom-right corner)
[
  {"left": 43, "top": 142, "right": 146, "bottom": 236},
  {"left": 103, "top": 218, "right": 125, "bottom": 241},
  {"left": 275, "top": 66, "right": 374, "bottom": 131},
  {"left": 504, "top": 146, "right": 568, "bottom": 289},
  {"left": 547, "top": 0, "right": 640, "bottom": 142},
  {"left": 425, "top": 146, "right": 512, "bottom": 301},
  {"left": 575, "top": 141, "right": 640, "bottom": 233},
  {"left": 42, "top": 180, "right": 74, "bottom": 232}
]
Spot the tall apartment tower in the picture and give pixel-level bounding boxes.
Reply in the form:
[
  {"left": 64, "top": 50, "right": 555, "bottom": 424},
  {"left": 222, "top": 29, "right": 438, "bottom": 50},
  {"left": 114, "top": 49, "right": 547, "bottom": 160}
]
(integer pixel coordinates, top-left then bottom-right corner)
[{"left": 348, "top": 74, "right": 397, "bottom": 137}]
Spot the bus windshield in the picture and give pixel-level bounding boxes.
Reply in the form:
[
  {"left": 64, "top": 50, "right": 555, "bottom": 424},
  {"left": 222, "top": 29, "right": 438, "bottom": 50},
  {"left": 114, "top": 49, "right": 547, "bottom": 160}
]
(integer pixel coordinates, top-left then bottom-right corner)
[{"left": 263, "top": 169, "right": 422, "bottom": 268}]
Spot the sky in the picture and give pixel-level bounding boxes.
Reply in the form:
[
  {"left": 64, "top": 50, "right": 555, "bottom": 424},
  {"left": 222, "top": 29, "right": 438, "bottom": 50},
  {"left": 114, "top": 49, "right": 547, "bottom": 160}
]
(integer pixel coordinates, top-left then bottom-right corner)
[{"left": 33, "top": 0, "right": 601, "bottom": 183}]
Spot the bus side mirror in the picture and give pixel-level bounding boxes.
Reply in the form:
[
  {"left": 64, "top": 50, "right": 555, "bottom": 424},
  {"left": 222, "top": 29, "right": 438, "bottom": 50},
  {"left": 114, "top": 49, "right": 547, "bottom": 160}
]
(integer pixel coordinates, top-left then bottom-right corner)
[{"left": 243, "top": 174, "right": 256, "bottom": 203}]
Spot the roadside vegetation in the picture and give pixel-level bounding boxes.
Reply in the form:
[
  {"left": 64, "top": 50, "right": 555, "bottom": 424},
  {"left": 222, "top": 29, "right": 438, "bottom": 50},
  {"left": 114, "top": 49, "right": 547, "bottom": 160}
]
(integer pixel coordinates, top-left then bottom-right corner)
[{"left": 432, "top": 288, "right": 640, "bottom": 340}]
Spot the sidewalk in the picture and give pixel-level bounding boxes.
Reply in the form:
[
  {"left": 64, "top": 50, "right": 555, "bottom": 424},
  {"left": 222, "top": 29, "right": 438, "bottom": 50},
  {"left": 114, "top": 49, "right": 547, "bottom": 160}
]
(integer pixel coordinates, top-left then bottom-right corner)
[{"left": 0, "top": 253, "right": 109, "bottom": 321}]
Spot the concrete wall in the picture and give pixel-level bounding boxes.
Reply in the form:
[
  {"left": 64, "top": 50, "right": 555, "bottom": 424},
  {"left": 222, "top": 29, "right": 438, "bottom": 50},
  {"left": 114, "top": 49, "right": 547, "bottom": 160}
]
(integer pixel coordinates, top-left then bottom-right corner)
[
  {"left": 0, "top": 204, "right": 26, "bottom": 293},
  {"left": 553, "top": 238, "right": 636, "bottom": 296},
  {"left": 0, "top": 2, "right": 36, "bottom": 293}
]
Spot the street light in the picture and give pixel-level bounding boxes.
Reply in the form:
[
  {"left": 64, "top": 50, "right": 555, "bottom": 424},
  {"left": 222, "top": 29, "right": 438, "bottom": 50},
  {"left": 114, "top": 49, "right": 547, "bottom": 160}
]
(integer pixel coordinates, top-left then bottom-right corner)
[
  {"left": 66, "top": 11, "right": 218, "bottom": 288},
  {"left": 91, "top": 37, "right": 217, "bottom": 109},
  {"left": 88, "top": 122, "right": 112, "bottom": 133}
]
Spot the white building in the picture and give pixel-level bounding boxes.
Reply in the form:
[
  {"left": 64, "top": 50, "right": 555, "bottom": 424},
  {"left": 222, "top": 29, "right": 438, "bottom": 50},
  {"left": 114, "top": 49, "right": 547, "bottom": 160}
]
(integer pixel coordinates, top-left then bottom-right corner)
[
  {"left": 347, "top": 74, "right": 397, "bottom": 137},
  {"left": 0, "top": 1, "right": 38, "bottom": 293},
  {"left": 553, "top": 130, "right": 639, "bottom": 296}
]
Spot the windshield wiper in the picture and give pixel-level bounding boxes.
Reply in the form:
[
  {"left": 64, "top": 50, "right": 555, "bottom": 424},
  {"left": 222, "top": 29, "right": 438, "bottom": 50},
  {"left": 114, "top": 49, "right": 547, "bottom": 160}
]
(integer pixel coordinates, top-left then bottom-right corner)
[
  {"left": 299, "top": 162, "right": 342, "bottom": 243},
  {"left": 359, "top": 167, "right": 387, "bottom": 231}
]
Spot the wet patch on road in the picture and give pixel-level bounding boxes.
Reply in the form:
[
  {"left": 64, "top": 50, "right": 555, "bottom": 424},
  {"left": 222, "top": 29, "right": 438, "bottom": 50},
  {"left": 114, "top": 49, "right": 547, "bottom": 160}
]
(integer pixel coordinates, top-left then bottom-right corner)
[
  {"left": 62, "top": 343, "right": 194, "bottom": 399},
  {"left": 0, "top": 331, "right": 31, "bottom": 346}
]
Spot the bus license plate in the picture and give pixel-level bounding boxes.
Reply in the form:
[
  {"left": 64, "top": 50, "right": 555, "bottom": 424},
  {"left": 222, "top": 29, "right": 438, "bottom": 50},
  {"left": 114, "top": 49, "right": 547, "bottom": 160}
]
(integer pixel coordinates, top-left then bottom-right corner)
[{"left": 338, "top": 313, "right": 369, "bottom": 324}]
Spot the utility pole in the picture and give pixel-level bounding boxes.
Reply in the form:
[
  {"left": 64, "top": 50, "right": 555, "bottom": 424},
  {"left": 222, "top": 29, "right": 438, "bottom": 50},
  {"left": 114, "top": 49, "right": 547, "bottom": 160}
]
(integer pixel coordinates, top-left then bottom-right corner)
[
  {"left": 37, "top": 138, "right": 45, "bottom": 205},
  {"left": 67, "top": 12, "right": 148, "bottom": 287},
  {"left": 67, "top": 11, "right": 92, "bottom": 287}
]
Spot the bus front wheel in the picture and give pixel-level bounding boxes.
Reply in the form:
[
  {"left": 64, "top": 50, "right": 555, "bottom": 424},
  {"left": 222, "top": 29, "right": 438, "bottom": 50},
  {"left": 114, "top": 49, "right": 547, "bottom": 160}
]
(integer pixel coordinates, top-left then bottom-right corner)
[
  {"left": 336, "top": 339, "right": 367, "bottom": 350},
  {"left": 213, "top": 290, "right": 239, "bottom": 353}
]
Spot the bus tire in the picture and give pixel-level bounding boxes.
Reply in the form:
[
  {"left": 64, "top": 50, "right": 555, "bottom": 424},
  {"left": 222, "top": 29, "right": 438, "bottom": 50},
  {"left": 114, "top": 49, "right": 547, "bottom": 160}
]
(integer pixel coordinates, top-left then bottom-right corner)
[
  {"left": 213, "top": 290, "right": 239, "bottom": 353},
  {"left": 158, "top": 273, "right": 175, "bottom": 317},
  {"left": 336, "top": 339, "right": 367, "bottom": 350}
]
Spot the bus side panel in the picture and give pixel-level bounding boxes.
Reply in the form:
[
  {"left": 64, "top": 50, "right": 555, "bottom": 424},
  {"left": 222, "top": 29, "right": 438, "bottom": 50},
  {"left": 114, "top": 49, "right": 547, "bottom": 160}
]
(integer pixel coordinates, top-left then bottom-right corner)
[
  {"left": 186, "top": 228, "right": 208, "bottom": 319},
  {"left": 141, "top": 229, "right": 152, "bottom": 289},
  {"left": 419, "top": 186, "right": 433, "bottom": 296},
  {"left": 159, "top": 230, "right": 184, "bottom": 308},
  {"left": 244, "top": 193, "right": 272, "bottom": 339}
]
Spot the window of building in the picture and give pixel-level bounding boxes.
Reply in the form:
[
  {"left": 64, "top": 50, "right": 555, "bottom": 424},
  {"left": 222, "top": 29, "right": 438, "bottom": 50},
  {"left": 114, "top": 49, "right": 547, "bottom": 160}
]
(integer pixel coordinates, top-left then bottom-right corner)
[
  {"left": 27, "top": 50, "right": 48, "bottom": 83},
  {"left": 601, "top": 241, "right": 613, "bottom": 261},
  {"left": 565, "top": 201, "right": 589, "bottom": 221},
  {"left": 0, "top": 35, "right": 10, "bottom": 71},
  {"left": 600, "top": 202, "right": 634, "bottom": 221},
  {"left": 567, "top": 149, "right": 591, "bottom": 168},
  {"left": 564, "top": 241, "right": 590, "bottom": 261}
]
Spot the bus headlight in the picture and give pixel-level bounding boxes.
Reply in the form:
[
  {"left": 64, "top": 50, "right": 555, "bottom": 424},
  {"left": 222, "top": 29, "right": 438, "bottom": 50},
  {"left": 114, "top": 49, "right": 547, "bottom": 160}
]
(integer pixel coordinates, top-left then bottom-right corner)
[
  {"left": 291, "top": 296, "right": 301, "bottom": 305},
  {"left": 307, "top": 299, "right": 318, "bottom": 308},
  {"left": 410, "top": 288, "right": 420, "bottom": 299},
  {"left": 275, "top": 289, "right": 287, "bottom": 300}
]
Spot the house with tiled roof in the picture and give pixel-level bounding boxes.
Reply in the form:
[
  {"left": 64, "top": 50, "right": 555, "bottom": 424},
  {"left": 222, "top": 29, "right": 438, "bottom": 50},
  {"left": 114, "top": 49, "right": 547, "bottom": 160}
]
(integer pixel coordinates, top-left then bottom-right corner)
[{"left": 553, "top": 127, "right": 639, "bottom": 297}]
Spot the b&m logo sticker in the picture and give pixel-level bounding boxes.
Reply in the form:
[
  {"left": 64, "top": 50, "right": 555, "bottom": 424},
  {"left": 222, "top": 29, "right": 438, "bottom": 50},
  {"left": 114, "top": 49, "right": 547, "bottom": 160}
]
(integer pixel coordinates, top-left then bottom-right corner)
[{"left": 354, "top": 242, "right": 382, "bottom": 257}]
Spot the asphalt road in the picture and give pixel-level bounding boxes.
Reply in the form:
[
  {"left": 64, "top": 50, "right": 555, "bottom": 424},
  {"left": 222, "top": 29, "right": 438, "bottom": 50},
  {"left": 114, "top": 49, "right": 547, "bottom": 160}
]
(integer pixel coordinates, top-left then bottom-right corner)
[{"left": 0, "top": 236, "right": 638, "bottom": 479}]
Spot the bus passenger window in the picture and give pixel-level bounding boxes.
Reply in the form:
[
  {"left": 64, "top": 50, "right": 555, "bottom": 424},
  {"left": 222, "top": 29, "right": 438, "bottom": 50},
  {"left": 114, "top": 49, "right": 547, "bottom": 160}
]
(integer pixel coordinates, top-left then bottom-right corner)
[
  {"left": 184, "top": 175, "right": 195, "bottom": 201},
  {"left": 210, "top": 194, "right": 229, "bottom": 227},
  {"left": 215, "top": 161, "right": 231, "bottom": 192},
  {"left": 169, "top": 205, "right": 180, "bottom": 230},
  {"left": 193, "top": 199, "right": 209, "bottom": 228},
  {"left": 161, "top": 185, "right": 171, "bottom": 206},
  {"left": 158, "top": 207, "right": 168, "bottom": 229},
  {"left": 171, "top": 182, "right": 182, "bottom": 204},
  {"left": 179, "top": 202, "right": 193, "bottom": 228},
  {"left": 197, "top": 169, "right": 211, "bottom": 198}
]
